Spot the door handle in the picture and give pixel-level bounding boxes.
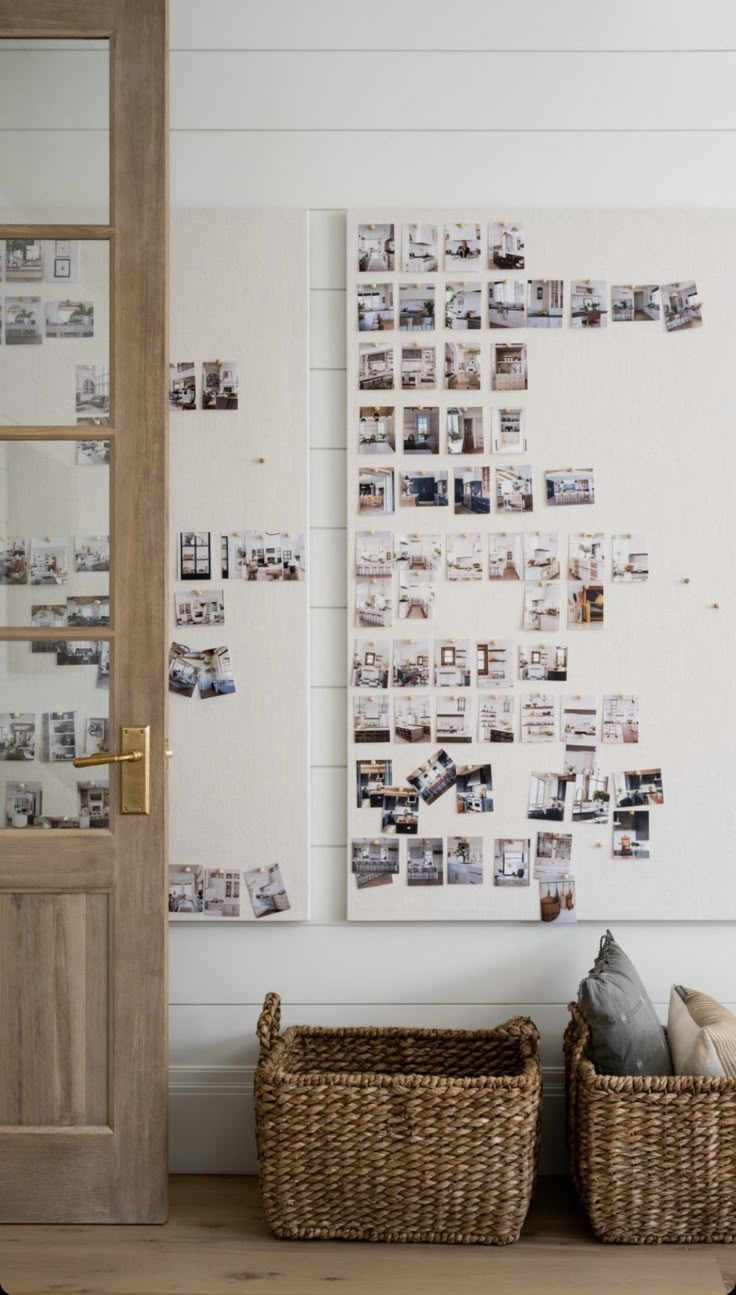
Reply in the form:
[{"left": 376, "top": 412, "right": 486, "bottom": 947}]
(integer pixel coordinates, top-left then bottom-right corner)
[{"left": 73, "top": 725, "right": 150, "bottom": 815}]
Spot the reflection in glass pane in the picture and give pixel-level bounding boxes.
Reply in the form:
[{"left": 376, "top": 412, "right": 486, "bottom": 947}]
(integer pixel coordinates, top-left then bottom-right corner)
[
  {"left": 0, "top": 40, "right": 108, "bottom": 222},
  {"left": 0, "top": 439, "right": 109, "bottom": 626},
  {"left": 0, "top": 240, "right": 109, "bottom": 425},
  {"left": 0, "top": 639, "right": 110, "bottom": 829}
]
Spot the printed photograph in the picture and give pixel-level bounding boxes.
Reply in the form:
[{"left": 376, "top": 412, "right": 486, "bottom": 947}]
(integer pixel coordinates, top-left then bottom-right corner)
[
  {"left": 612, "top": 534, "right": 649, "bottom": 582},
  {"left": 0, "top": 537, "right": 28, "bottom": 585},
  {"left": 358, "top": 223, "right": 395, "bottom": 273},
  {"left": 561, "top": 696, "right": 597, "bottom": 748},
  {"left": 192, "top": 646, "right": 236, "bottom": 699},
  {"left": 398, "top": 468, "right": 447, "bottom": 508},
  {"left": 393, "top": 639, "right": 431, "bottom": 688},
  {"left": 242, "top": 532, "right": 285, "bottom": 581},
  {"left": 0, "top": 713, "right": 36, "bottom": 761},
  {"left": 570, "top": 280, "right": 608, "bottom": 329},
  {"left": 436, "top": 694, "right": 473, "bottom": 744},
  {"left": 444, "top": 222, "right": 481, "bottom": 267},
  {"left": 355, "top": 579, "right": 391, "bottom": 628},
  {"left": 179, "top": 531, "right": 212, "bottom": 580},
  {"left": 535, "top": 831, "right": 573, "bottom": 880},
  {"left": 382, "top": 787, "right": 420, "bottom": 835},
  {"left": 613, "top": 809, "right": 650, "bottom": 859},
  {"left": 519, "top": 643, "right": 567, "bottom": 682},
  {"left": 564, "top": 745, "right": 598, "bottom": 778},
  {"left": 359, "top": 343, "right": 394, "bottom": 391},
  {"left": 524, "top": 531, "right": 559, "bottom": 581},
  {"left": 476, "top": 639, "right": 513, "bottom": 690},
  {"left": 201, "top": 361, "right": 238, "bottom": 410},
  {"left": 77, "top": 780, "right": 110, "bottom": 828},
  {"left": 434, "top": 639, "right": 471, "bottom": 687},
  {"left": 402, "top": 405, "right": 440, "bottom": 454},
  {"left": 613, "top": 769, "right": 664, "bottom": 808},
  {"left": 359, "top": 406, "right": 395, "bottom": 454},
  {"left": 493, "top": 407, "right": 527, "bottom": 454},
  {"left": 45, "top": 299, "right": 93, "bottom": 339},
  {"left": 496, "top": 464, "right": 533, "bottom": 512},
  {"left": 488, "top": 280, "right": 525, "bottom": 328},
  {"left": 527, "top": 280, "right": 563, "bottom": 329},
  {"left": 602, "top": 694, "right": 640, "bottom": 744},
  {"left": 444, "top": 283, "right": 482, "bottom": 331},
  {"left": 454, "top": 466, "right": 491, "bottom": 514},
  {"left": 77, "top": 439, "right": 110, "bottom": 465},
  {"left": 444, "top": 341, "right": 481, "bottom": 389},
  {"left": 540, "top": 879, "right": 577, "bottom": 923},
  {"left": 73, "top": 535, "right": 109, "bottom": 573},
  {"left": 407, "top": 838, "right": 444, "bottom": 885},
  {"left": 398, "top": 569, "right": 435, "bottom": 620},
  {"left": 456, "top": 763, "right": 493, "bottom": 813},
  {"left": 203, "top": 868, "right": 242, "bottom": 918},
  {"left": 221, "top": 532, "right": 246, "bottom": 580},
  {"left": 31, "top": 603, "right": 66, "bottom": 628},
  {"left": 447, "top": 532, "right": 483, "bottom": 581},
  {"left": 447, "top": 836, "right": 483, "bottom": 885},
  {"left": 4, "top": 296, "right": 42, "bottom": 344},
  {"left": 85, "top": 716, "right": 109, "bottom": 755},
  {"left": 168, "top": 865, "right": 203, "bottom": 914},
  {"left": 358, "top": 282, "right": 394, "bottom": 331},
  {"left": 29, "top": 537, "right": 68, "bottom": 586},
  {"left": 546, "top": 468, "right": 595, "bottom": 506},
  {"left": 394, "top": 695, "right": 432, "bottom": 744},
  {"left": 175, "top": 589, "right": 225, "bottom": 627},
  {"left": 661, "top": 281, "right": 702, "bottom": 332},
  {"left": 394, "top": 532, "right": 441, "bottom": 574},
  {"left": 66, "top": 594, "right": 110, "bottom": 627},
  {"left": 359, "top": 467, "right": 395, "bottom": 514},
  {"left": 528, "top": 773, "right": 567, "bottom": 821},
  {"left": 401, "top": 344, "right": 436, "bottom": 390},
  {"left": 479, "top": 694, "right": 515, "bottom": 743},
  {"left": 57, "top": 641, "right": 101, "bottom": 666},
  {"left": 399, "top": 283, "right": 435, "bottom": 332},
  {"left": 520, "top": 694, "right": 558, "bottom": 742},
  {"left": 568, "top": 533, "right": 605, "bottom": 581},
  {"left": 567, "top": 583, "right": 604, "bottom": 628},
  {"left": 169, "top": 362, "right": 196, "bottom": 411},
  {"left": 352, "top": 639, "right": 390, "bottom": 688},
  {"left": 489, "top": 533, "right": 523, "bottom": 580},
  {"left": 353, "top": 695, "right": 390, "bottom": 743},
  {"left": 489, "top": 222, "right": 525, "bottom": 270},
  {"left": 168, "top": 642, "right": 202, "bottom": 698},
  {"left": 447, "top": 405, "right": 483, "bottom": 454},
  {"left": 5, "top": 238, "right": 43, "bottom": 280},
  {"left": 494, "top": 837, "right": 530, "bottom": 886},
  {"left": 572, "top": 771, "right": 610, "bottom": 823},
  {"left": 45, "top": 710, "right": 77, "bottom": 763},
  {"left": 492, "top": 342, "right": 527, "bottom": 391},
  {"left": 611, "top": 284, "right": 660, "bottom": 322},
  {"left": 356, "top": 531, "right": 392, "bottom": 578},
  {"left": 524, "top": 584, "right": 561, "bottom": 632},
  {"left": 97, "top": 639, "right": 110, "bottom": 688},
  {"left": 401, "top": 223, "right": 439, "bottom": 273},
  {"left": 245, "top": 863, "right": 291, "bottom": 918},
  {"left": 6, "top": 781, "right": 43, "bottom": 828},
  {"left": 75, "top": 365, "right": 110, "bottom": 422},
  {"left": 406, "top": 747, "right": 457, "bottom": 805},
  {"left": 356, "top": 758, "right": 393, "bottom": 809},
  {"left": 351, "top": 837, "right": 399, "bottom": 888}
]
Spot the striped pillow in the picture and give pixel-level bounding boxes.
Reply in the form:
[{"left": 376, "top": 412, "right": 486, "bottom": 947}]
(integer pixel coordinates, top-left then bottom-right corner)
[{"left": 668, "top": 986, "right": 736, "bottom": 1077}]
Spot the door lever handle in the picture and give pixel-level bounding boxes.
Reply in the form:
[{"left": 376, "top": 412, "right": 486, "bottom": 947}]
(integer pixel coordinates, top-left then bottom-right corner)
[
  {"left": 73, "top": 726, "right": 150, "bottom": 815},
  {"left": 73, "top": 750, "right": 143, "bottom": 768}
]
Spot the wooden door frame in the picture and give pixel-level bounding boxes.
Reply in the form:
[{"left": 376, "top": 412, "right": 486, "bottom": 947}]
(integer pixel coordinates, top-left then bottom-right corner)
[{"left": 0, "top": 0, "right": 168, "bottom": 1222}]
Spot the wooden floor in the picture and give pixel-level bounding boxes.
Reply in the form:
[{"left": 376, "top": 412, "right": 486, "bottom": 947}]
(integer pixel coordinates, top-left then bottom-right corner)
[{"left": 0, "top": 1176, "right": 733, "bottom": 1295}]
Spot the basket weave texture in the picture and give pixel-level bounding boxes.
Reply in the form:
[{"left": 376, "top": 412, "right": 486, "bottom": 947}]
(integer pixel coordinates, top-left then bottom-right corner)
[
  {"left": 255, "top": 992, "right": 542, "bottom": 1244},
  {"left": 565, "top": 1000, "right": 736, "bottom": 1244}
]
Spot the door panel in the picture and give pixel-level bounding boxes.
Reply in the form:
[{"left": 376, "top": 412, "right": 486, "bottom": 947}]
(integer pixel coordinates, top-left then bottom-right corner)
[{"left": 0, "top": 0, "right": 167, "bottom": 1224}]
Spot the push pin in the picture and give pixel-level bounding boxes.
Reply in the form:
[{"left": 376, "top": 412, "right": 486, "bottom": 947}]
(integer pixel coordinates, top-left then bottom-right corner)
[
  {"left": 713, "top": 602, "right": 721, "bottom": 610},
  {"left": 682, "top": 577, "right": 690, "bottom": 584}
]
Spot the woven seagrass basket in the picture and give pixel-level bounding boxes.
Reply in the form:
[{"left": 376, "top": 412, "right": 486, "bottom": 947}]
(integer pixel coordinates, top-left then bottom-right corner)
[
  {"left": 565, "top": 1001, "right": 736, "bottom": 1244},
  {"left": 255, "top": 992, "right": 542, "bottom": 1244}
]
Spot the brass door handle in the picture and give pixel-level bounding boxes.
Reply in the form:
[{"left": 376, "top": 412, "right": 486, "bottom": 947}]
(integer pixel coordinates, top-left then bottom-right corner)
[{"left": 73, "top": 726, "right": 150, "bottom": 815}]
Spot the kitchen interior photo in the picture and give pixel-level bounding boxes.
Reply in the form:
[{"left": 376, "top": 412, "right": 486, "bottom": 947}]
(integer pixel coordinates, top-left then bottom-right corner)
[
  {"left": 358, "top": 344, "right": 394, "bottom": 390},
  {"left": 570, "top": 280, "right": 608, "bottom": 328},
  {"left": 569, "top": 533, "right": 605, "bottom": 581},
  {"left": 603, "top": 695, "right": 639, "bottom": 743},
  {"left": 359, "top": 406, "right": 395, "bottom": 453},
  {"left": 445, "top": 222, "right": 481, "bottom": 265},
  {"left": 447, "top": 838, "right": 483, "bottom": 884},
  {"left": 357, "top": 282, "right": 394, "bottom": 331},
  {"left": 401, "top": 345, "right": 436, "bottom": 389},
  {"left": 528, "top": 772, "right": 567, "bottom": 821},
  {"left": 527, "top": 279, "right": 564, "bottom": 328},
  {"left": 489, "top": 223, "right": 525, "bottom": 269},
  {"left": 614, "top": 768, "right": 663, "bottom": 807},
  {"left": 444, "top": 341, "right": 480, "bottom": 389},
  {"left": 359, "top": 467, "right": 395, "bottom": 513},
  {"left": 436, "top": 694, "right": 473, "bottom": 742},
  {"left": 435, "top": 640, "right": 471, "bottom": 687},
  {"left": 398, "top": 571, "right": 435, "bottom": 619},
  {"left": 612, "top": 534, "right": 649, "bottom": 581},
  {"left": 519, "top": 643, "right": 568, "bottom": 681},
  {"left": 447, "top": 533, "right": 482, "bottom": 579},
  {"left": 401, "top": 224, "right": 438, "bottom": 273},
  {"left": 357, "top": 223, "right": 395, "bottom": 272},
  {"left": 477, "top": 640, "right": 512, "bottom": 689},
  {"left": 353, "top": 696, "right": 390, "bottom": 742},
  {"left": 521, "top": 696, "right": 558, "bottom": 742},
  {"left": 382, "top": 787, "right": 420, "bottom": 834},
  {"left": 355, "top": 580, "right": 391, "bottom": 628},
  {"left": 351, "top": 837, "right": 399, "bottom": 877},
  {"left": 478, "top": 696, "right": 515, "bottom": 742},
  {"left": 492, "top": 342, "right": 527, "bottom": 391},
  {"left": 456, "top": 764, "right": 493, "bottom": 812},
  {"left": 454, "top": 466, "right": 491, "bottom": 514},
  {"left": 546, "top": 469, "right": 595, "bottom": 506},
  {"left": 407, "top": 749, "right": 457, "bottom": 805},
  {"left": 444, "top": 283, "right": 482, "bottom": 330},
  {"left": 613, "top": 809, "right": 650, "bottom": 858},
  {"left": 489, "top": 533, "right": 523, "bottom": 579},
  {"left": 356, "top": 759, "right": 392, "bottom": 808},
  {"left": 407, "top": 838, "right": 444, "bottom": 885},
  {"left": 168, "top": 361, "right": 196, "bottom": 410},
  {"left": 447, "top": 405, "right": 483, "bottom": 454},
  {"left": 488, "top": 280, "right": 525, "bottom": 328},
  {"left": 394, "top": 532, "right": 440, "bottom": 571},
  {"left": 568, "top": 583, "right": 604, "bottom": 626},
  {"left": 525, "top": 532, "right": 559, "bottom": 580},
  {"left": 611, "top": 283, "right": 660, "bottom": 322},
  {"left": 355, "top": 531, "right": 392, "bottom": 577},
  {"left": 393, "top": 640, "right": 430, "bottom": 687},
  {"left": 394, "top": 695, "right": 432, "bottom": 743},
  {"left": 573, "top": 771, "right": 611, "bottom": 822},
  {"left": 496, "top": 465, "right": 533, "bottom": 512},
  {"left": 402, "top": 405, "right": 440, "bottom": 453},
  {"left": 493, "top": 837, "right": 529, "bottom": 885},
  {"left": 352, "top": 641, "right": 390, "bottom": 688},
  {"left": 494, "top": 407, "right": 526, "bottom": 453},
  {"left": 399, "top": 470, "right": 448, "bottom": 508},
  {"left": 399, "top": 284, "right": 435, "bottom": 331},
  {"left": 525, "top": 586, "right": 561, "bottom": 631}
]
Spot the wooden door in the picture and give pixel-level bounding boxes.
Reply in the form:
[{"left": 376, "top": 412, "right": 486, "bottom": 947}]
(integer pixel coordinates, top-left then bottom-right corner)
[{"left": 0, "top": 0, "right": 168, "bottom": 1222}]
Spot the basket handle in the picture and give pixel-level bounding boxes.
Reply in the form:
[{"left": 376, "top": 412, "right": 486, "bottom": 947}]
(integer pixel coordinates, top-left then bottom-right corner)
[
  {"left": 500, "top": 1015, "right": 540, "bottom": 1059},
  {"left": 564, "top": 1001, "right": 590, "bottom": 1188},
  {"left": 257, "top": 992, "right": 281, "bottom": 1057}
]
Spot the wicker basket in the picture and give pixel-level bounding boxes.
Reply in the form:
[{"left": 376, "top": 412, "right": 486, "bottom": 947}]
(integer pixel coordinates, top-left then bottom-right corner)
[
  {"left": 565, "top": 1000, "right": 736, "bottom": 1243},
  {"left": 255, "top": 993, "right": 542, "bottom": 1244}
]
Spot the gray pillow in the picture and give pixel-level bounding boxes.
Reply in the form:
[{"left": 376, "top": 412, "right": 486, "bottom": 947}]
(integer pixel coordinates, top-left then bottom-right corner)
[{"left": 578, "top": 930, "right": 672, "bottom": 1076}]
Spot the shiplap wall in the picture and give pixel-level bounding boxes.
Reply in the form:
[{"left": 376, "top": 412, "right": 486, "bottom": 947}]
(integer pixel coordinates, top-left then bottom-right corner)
[{"left": 5, "top": 0, "right": 736, "bottom": 1174}]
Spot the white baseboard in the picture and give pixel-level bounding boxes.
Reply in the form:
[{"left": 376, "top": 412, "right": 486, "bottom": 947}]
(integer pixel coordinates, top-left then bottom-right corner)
[{"left": 168, "top": 1065, "right": 567, "bottom": 1176}]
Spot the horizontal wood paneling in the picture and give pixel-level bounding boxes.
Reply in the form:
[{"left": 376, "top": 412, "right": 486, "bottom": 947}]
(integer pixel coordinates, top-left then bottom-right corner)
[
  {"left": 310, "top": 608, "right": 346, "bottom": 686},
  {"left": 310, "top": 369, "right": 347, "bottom": 447},
  {"left": 310, "top": 447, "right": 346, "bottom": 527}
]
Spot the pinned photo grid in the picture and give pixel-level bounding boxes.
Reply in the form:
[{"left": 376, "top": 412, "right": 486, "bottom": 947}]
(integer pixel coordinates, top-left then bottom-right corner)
[
  {"left": 493, "top": 407, "right": 527, "bottom": 454},
  {"left": 245, "top": 864, "right": 291, "bottom": 917},
  {"left": 489, "top": 533, "right": 523, "bottom": 580},
  {"left": 399, "top": 283, "right": 434, "bottom": 332},
  {"left": 407, "top": 838, "right": 444, "bottom": 885},
  {"left": 479, "top": 694, "right": 515, "bottom": 743},
  {"left": 356, "top": 759, "right": 393, "bottom": 809},
  {"left": 351, "top": 837, "right": 399, "bottom": 887},
  {"left": 519, "top": 643, "right": 567, "bottom": 683},
  {"left": 447, "top": 406, "right": 483, "bottom": 454},
  {"left": 477, "top": 639, "right": 513, "bottom": 690},
  {"left": 352, "top": 639, "right": 390, "bottom": 689},
  {"left": 435, "top": 693, "right": 473, "bottom": 743},
  {"left": 456, "top": 763, "right": 493, "bottom": 813},
  {"left": 359, "top": 406, "right": 395, "bottom": 454}
]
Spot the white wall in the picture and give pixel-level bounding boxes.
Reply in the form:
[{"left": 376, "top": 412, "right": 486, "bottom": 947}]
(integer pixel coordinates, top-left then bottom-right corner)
[{"left": 6, "top": 0, "right": 736, "bottom": 1175}]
